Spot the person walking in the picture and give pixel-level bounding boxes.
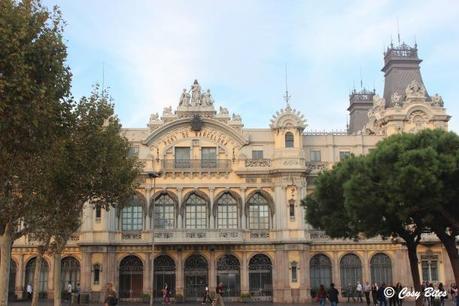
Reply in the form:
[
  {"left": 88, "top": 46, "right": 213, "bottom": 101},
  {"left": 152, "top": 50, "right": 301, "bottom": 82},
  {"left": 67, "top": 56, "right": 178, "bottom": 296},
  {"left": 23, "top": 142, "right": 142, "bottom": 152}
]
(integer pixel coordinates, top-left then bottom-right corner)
[
  {"left": 103, "top": 283, "right": 118, "bottom": 306},
  {"left": 327, "top": 283, "right": 339, "bottom": 306},
  {"left": 377, "top": 283, "right": 387, "bottom": 306},
  {"left": 356, "top": 282, "right": 363, "bottom": 302},
  {"left": 317, "top": 284, "right": 327, "bottom": 306},
  {"left": 67, "top": 281, "right": 73, "bottom": 305},
  {"left": 348, "top": 283, "right": 356, "bottom": 303},
  {"left": 395, "top": 283, "right": 403, "bottom": 306},
  {"left": 202, "top": 284, "right": 212, "bottom": 304},
  {"left": 371, "top": 284, "right": 379, "bottom": 306},
  {"left": 213, "top": 282, "right": 225, "bottom": 306},
  {"left": 451, "top": 283, "right": 458, "bottom": 306},
  {"left": 26, "top": 283, "right": 32, "bottom": 300},
  {"left": 389, "top": 284, "right": 397, "bottom": 306},
  {"left": 364, "top": 282, "right": 371, "bottom": 306},
  {"left": 162, "top": 283, "right": 171, "bottom": 304},
  {"left": 76, "top": 283, "right": 81, "bottom": 304}
]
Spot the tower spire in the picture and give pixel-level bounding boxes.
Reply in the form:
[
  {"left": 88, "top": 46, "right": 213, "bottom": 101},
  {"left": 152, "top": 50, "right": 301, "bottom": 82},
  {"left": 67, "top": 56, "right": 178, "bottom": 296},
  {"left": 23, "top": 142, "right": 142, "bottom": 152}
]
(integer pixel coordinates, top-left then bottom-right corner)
[
  {"left": 397, "top": 18, "right": 401, "bottom": 45},
  {"left": 283, "top": 64, "right": 291, "bottom": 107}
]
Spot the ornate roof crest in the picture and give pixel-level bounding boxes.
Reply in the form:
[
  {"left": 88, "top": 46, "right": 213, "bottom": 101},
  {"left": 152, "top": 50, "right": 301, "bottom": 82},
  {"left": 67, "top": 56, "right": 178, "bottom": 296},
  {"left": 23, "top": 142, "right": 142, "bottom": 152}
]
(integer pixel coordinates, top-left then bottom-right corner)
[{"left": 270, "top": 105, "right": 307, "bottom": 130}]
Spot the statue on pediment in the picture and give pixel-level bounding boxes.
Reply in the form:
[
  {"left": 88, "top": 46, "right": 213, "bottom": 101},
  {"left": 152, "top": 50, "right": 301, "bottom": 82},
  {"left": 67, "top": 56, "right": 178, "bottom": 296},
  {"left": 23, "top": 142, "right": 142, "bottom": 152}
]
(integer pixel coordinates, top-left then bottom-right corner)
[
  {"left": 391, "top": 91, "right": 403, "bottom": 107},
  {"left": 232, "top": 113, "right": 241, "bottom": 121},
  {"left": 191, "top": 79, "right": 201, "bottom": 106},
  {"left": 201, "top": 89, "right": 214, "bottom": 106},
  {"left": 179, "top": 88, "right": 191, "bottom": 106},
  {"left": 431, "top": 93, "right": 444, "bottom": 107},
  {"left": 405, "top": 80, "right": 426, "bottom": 98},
  {"left": 149, "top": 113, "right": 159, "bottom": 121},
  {"left": 219, "top": 106, "right": 229, "bottom": 116},
  {"left": 163, "top": 106, "right": 173, "bottom": 116}
]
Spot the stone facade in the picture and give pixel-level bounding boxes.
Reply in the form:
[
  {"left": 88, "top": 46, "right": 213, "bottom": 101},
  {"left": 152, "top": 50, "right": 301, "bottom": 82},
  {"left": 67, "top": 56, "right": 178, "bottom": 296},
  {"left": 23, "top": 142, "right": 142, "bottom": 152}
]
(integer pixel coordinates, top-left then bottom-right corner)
[{"left": 9, "top": 43, "right": 454, "bottom": 303}]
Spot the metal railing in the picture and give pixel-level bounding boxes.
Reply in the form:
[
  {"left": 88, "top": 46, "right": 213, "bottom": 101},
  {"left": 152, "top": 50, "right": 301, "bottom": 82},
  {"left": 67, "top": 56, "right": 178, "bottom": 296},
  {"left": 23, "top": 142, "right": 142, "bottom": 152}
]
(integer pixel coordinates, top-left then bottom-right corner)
[{"left": 162, "top": 159, "right": 231, "bottom": 172}]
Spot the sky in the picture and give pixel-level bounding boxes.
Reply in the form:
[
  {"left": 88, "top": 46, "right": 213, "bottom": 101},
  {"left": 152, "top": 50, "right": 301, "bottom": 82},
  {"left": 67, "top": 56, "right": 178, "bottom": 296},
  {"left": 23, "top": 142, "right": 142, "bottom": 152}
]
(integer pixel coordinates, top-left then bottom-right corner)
[{"left": 43, "top": 0, "right": 459, "bottom": 132}]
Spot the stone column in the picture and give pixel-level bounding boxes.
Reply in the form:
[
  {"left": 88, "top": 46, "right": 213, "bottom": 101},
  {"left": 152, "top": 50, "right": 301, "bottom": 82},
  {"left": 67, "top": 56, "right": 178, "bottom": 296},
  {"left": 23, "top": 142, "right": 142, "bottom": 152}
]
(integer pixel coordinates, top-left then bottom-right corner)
[
  {"left": 333, "top": 253, "right": 341, "bottom": 292},
  {"left": 80, "top": 250, "right": 92, "bottom": 294},
  {"left": 362, "top": 251, "right": 370, "bottom": 283},
  {"left": 103, "top": 248, "right": 117, "bottom": 290},
  {"left": 273, "top": 185, "right": 284, "bottom": 231},
  {"left": 144, "top": 253, "right": 151, "bottom": 296},
  {"left": 177, "top": 188, "right": 183, "bottom": 229},
  {"left": 209, "top": 251, "right": 216, "bottom": 291},
  {"left": 240, "top": 252, "right": 249, "bottom": 295},
  {"left": 209, "top": 188, "right": 215, "bottom": 229},
  {"left": 299, "top": 246, "right": 311, "bottom": 302},
  {"left": 176, "top": 250, "right": 184, "bottom": 296},
  {"left": 48, "top": 255, "right": 55, "bottom": 298},
  {"left": 240, "top": 188, "right": 246, "bottom": 229},
  {"left": 273, "top": 248, "right": 289, "bottom": 303},
  {"left": 15, "top": 255, "right": 24, "bottom": 299},
  {"left": 145, "top": 189, "right": 151, "bottom": 230}
]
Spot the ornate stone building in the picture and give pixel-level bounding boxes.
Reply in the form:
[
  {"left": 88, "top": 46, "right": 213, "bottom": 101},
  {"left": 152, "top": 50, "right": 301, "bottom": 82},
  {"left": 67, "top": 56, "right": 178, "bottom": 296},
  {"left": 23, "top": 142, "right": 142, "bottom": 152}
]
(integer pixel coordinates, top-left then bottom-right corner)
[{"left": 8, "top": 42, "right": 453, "bottom": 303}]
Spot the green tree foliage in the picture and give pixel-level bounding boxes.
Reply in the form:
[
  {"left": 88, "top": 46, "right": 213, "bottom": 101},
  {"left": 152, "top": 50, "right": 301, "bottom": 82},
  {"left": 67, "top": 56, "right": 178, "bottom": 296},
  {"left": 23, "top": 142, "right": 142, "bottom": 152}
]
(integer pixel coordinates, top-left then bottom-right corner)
[{"left": 304, "top": 129, "right": 459, "bottom": 306}]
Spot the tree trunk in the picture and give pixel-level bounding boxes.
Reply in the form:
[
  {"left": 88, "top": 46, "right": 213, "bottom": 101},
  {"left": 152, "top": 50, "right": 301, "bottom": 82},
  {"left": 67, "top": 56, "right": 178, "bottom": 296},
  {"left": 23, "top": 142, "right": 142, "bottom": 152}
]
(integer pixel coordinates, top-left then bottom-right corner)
[
  {"left": 53, "top": 253, "right": 62, "bottom": 306},
  {"left": 406, "top": 240, "right": 422, "bottom": 306},
  {"left": 435, "top": 230, "right": 459, "bottom": 286},
  {"left": 0, "top": 228, "right": 14, "bottom": 306},
  {"left": 31, "top": 254, "right": 42, "bottom": 306}
]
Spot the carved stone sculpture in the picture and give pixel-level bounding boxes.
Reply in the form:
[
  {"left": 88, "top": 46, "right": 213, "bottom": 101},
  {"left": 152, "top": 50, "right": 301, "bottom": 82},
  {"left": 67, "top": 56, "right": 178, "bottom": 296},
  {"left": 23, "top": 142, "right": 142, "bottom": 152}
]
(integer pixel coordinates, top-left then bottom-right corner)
[
  {"left": 405, "top": 80, "right": 426, "bottom": 98},
  {"left": 431, "top": 93, "right": 444, "bottom": 107},
  {"left": 191, "top": 79, "right": 201, "bottom": 106},
  {"left": 179, "top": 88, "right": 191, "bottom": 106},
  {"left": 391, "top": 91, "right": 402, "bottom": 107}
]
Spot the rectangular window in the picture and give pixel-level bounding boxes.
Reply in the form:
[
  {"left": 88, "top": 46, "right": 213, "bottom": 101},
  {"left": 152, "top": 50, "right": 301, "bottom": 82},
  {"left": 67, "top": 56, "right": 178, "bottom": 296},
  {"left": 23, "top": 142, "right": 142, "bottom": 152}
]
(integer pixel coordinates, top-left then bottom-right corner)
[
  {"left": 93, "top": 265, "right": 100, "bottom": 285},
  {"left": 128, "top": 146, "right": 139, "bottom": 157},
  {"left": 201, "top": 147, "right": 217, "bottom": 168},
  {"left": 175, "top": 147, "right": 190, "bottom": 168},
  {"left": 310, "top": 150, "right": 321, "bottom": 162},
  {"left": 291, "top": 265, "right": 298, "bottom": 283},
  {"left": 339, "top": 151, "right": 351, "bottom": 161},
  {"left": 95, "top": 206, "right": 101, "bottom": 223},
  {"left": 252, "top": 150, "right": 264, "bottom": 160},
  {"left": 421, "top": 255, "right": 439, "bottom": 282},
  {"left": 289, "top": 203, "right": 295, "bottom": 220}
]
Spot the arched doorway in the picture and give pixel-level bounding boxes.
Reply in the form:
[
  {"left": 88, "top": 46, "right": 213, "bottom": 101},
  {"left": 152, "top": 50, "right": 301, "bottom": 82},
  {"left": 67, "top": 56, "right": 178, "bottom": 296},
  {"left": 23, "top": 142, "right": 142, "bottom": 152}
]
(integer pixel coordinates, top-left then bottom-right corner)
[
  {"left": 248, "top": 254, "right": 272, "bottom": 299},
  {"left": 217, "top": 255, "right": 240, "bottom": 297},
  {"left": 370, "top": 253, "right": 392, "bottom": 285},
  {"left": 154, "top": 255, "right": 176, "bottom": 298},
  {"left": 310, "top": 254, "right": 332, "bottom": 296},
  {"left": 24, "top": 257, "right": 49, "bottom": 296},
  {"left": 9, "top": 260, "right": 16, "bottom": 300},
  {"left": 61, "top": 257, "right": 80, "bottom": 292},
  {"left": 119, "top": 255, "right": 143, "bottom": 299},
  {"left": 184, "top": 255, "right": 208, "bottom": 298},
  {"left": 340, "top": 254, "right": 362, "bottom": 294}
]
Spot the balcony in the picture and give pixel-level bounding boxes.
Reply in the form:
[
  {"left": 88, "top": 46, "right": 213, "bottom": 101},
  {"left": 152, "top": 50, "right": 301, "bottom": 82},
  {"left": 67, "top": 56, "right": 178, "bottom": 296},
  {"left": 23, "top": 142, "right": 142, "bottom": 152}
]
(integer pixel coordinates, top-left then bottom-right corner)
[
  {"left": 245, "top": 159, "right": 272, "bottom": 168},
  {"left": 161, "top": 159, "right": 231, "bottom": 174},
  {"left": 305, "top": 161, "right": 329, "bottom": 174}
]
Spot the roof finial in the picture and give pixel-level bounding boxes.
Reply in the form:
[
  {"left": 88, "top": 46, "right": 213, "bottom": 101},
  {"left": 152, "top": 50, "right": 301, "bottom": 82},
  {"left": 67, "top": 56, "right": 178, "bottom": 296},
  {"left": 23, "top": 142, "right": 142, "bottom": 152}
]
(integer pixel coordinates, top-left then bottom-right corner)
[
  {"left": 283, "top": 64, "right": 291, "bottom": 107},
  {"left": 359, "top": 67, "right": 363, "bottom": 89},
  {"left": 397, "top": 17, "right": 401, "bottom": 45},
  {"left": 414, "top": 35, "right": 417, "bottom": 48}
]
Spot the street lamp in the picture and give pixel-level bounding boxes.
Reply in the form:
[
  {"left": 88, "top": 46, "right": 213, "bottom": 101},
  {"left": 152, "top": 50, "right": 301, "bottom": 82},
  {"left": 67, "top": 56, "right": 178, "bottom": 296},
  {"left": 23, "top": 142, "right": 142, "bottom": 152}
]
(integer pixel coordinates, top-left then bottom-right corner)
[{"left": 148, "top": 171, "right": 162, "bottom": 306}]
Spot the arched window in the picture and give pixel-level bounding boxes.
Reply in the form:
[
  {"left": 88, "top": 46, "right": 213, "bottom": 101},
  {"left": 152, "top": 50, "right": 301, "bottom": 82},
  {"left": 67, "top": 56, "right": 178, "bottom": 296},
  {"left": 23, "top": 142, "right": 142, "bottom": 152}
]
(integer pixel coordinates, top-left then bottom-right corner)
[
  {"left": 310, "top": 254, "right": 332, "bottom": 294},
  {"left": 154, "top": 255, "right": 176, "bottom": 298},
  {"left": 185, "top": 194, "right": 208, "bottom": 229},
  {"left": 119, "top": 255, "right": 143, "bottom": 299},
  {"left": 217, "top": 193, "right": 238, "bottom": 229},
  {"left": 217, "top": 255, "right": 241, "bottom": 297},
  {"left": 121, "top": 197, "right": 143, "bottom": 231},
  {"left": 184, "top": 255, "right": 208, "bottom": 298},
  {"left": 370, "top": 253, "right": 392, "bottom": 285},
  {"left": 9, "top": 260, "right": 16, "bottom": 298},
  {"left": 61, "top": 257, "right": 80, "bottom": 292},
  {"left": 249, "top": 254, "right": 272, "bottom": 298},
  {"left": 93, "top": 264, "right": 101, "bottom": 285},
  {"left": 152, "top": 193, "right": 175, "bottom": 229},
  {"left": 25, "top": 257, "right": 49, "bottom": 294},
  {"left": 285, "top": 132, "right": 294, "bottom": 148},
  {"left": 248, "top": 193, "right": 270, "bottom": 230},
  {"left": 340, "top": 254, "right": 362, "bottom": 294}
]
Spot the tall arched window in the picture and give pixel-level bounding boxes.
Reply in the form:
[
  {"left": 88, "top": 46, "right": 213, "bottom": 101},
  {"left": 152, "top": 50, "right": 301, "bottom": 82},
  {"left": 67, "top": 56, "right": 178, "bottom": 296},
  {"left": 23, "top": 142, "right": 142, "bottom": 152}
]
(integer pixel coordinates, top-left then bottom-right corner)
[
  {"left": 285, "top": 132, "right": 294, "bottom": 148},
  {"left": 185, "top": 194, "right": 208, "bottom": 229},
  {"left": 249, "top": 254, "right": 272, "bottom": 297},
  {"left": 217, "top": 255, "right": 241, "bottom": 297},
  {"left": 184, "top": 255, "right": 208, "bottom": 298},
  {"left": 248, "top": 193, "right": 270, "bottom": 230},
  {"left": 154, "top": 255, "right": 176, "bottom": 298},
  {"left": 25, "top": 257, "right": 49, "bottom": 294},
  {"left": 61, "top": 257, "right": 80, "bottom": 292},
  {"left": 152, "top": 193, "right": 175, "bottom": 229},
  {"left": 310, "top": 254, "right": 332, "bottom": 294},
  {"left": 370, "top": 253, "right": 392, "bottom": 285},
  {"left": 119, "top": 255, "right": 143, "bottom": 299},
  {"left": 121, "top": 197, "right": 144, "bottom": 231},
  {"left": 340, "top": 254, "right": 362, "bottom": 292},
  {"left": 217, "top": 193, "right": 238, "bottom": 229}
]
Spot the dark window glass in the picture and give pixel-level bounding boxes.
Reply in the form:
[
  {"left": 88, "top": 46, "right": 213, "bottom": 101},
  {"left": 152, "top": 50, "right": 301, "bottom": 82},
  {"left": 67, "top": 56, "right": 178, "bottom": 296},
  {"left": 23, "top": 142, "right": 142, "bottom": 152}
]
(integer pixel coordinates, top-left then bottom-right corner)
[{"left": 285, "top": 132, "right": 294, "bottom": 148}]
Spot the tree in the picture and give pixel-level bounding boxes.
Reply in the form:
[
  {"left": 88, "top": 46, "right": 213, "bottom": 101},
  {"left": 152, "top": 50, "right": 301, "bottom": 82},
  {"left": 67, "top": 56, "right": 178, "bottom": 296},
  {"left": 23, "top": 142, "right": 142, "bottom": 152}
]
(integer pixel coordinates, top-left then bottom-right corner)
[
  {"left": 0, "top": 1, "right": 72, "bottom": 305},
  {"left": 29, "top": 87, "right": 141, "bottom": 306}
]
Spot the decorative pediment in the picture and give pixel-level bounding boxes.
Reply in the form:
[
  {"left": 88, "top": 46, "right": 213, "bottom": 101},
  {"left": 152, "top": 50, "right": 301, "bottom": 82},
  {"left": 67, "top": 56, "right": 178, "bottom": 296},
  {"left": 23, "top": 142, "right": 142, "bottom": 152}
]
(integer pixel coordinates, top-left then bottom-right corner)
[
  {"left": 270, "top": 105, "right": 307, "bottom": 130},
  {"left": 405, "top": 80, "right": 426, "bottom": 100}
]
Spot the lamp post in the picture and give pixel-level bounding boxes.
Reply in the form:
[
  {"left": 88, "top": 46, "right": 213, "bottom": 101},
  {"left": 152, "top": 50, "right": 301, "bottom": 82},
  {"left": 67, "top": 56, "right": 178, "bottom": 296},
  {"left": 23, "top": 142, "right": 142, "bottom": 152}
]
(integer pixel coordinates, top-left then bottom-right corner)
[{"left": 148, "top": 171, "right": 161, "bottom": 306}]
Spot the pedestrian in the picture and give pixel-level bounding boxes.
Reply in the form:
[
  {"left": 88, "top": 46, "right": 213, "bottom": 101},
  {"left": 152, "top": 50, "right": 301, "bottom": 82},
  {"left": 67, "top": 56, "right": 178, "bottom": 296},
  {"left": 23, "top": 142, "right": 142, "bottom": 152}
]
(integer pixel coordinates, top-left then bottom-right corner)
[
  {"left": 371, "top": 284, "right": 378, "bottom": 306},
  {"left": 389, "top": 284, "right": 397, "bottom": 306},
  {"left": 450, "top": 283, "right": 458, "bottom": 306},
  {"left": 395, "top": 283, "right": 403, "bottom": 306},
  {"left": 26, "top": 283, "right": 33, "bottom": 300},
  {"left": 103, "top": 283, "right": 118, "bottom": 306},
  {"left": 377, "top": 283, "right": 387, "bottom": 306},
  {"left": 357, "top": 281, "right": 363, "bottom": 302},
  {"left": 317, "top": 284, "right": 327, "bottom": 306},
  {"left": 76, "top": 283, "right": 81, "bottom": 304},
  {"left": 67, "top": 281, "right": 73, "bottom": 305},
  {"left": 348, "top": 283, "right": 356, "bottom": 303},
  {"left": 202, "top": 284, "right": 212, "bottom": 304},
  {"left": 327, "top": 283, "right": 339, "bottom": 306},
  {"left": 213, "top": 282, "right": 225, "bottom": 306},
  {"left": 439, "top": 283, "right": 446, "bottom": 306},
  {"left": 364, "top": 282, "right": 371, "bottom": 306},
  {"left": 162, "top": 283, "right": 171, "bottom": 304}
]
